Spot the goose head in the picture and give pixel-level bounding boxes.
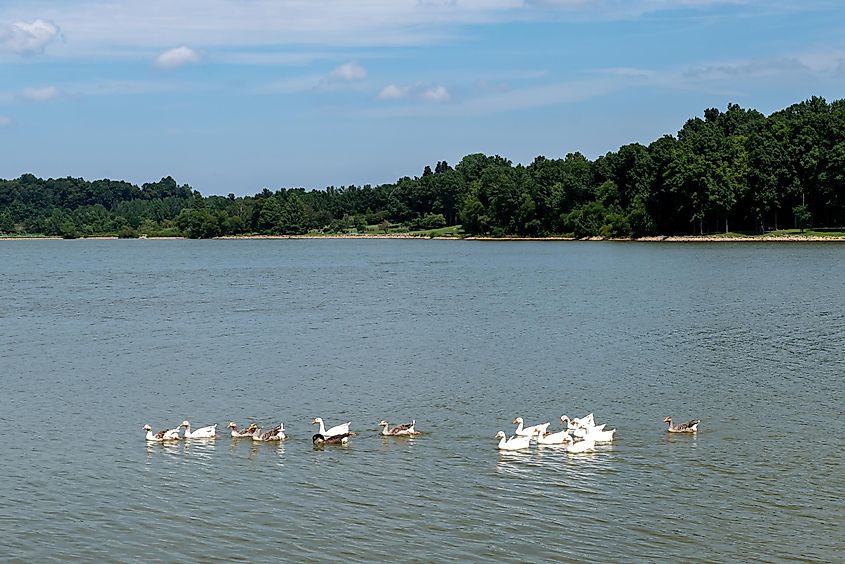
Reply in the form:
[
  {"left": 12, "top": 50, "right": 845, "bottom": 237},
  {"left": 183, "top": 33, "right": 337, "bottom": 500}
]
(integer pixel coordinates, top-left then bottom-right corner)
[
  {"left": 560, "top": 415, "right": 569, "bottom": 424},
  {"left": 312, "top": 433, "right": 326, "bottom": 445},
  {"left": 512, "top": 417, "right": 523, "bottom": 425},
  {"left": 142, "top": 424, "right": 152, "bottom": 432},
  {"left": 179, "top": 420, "right": 191, "bottom": 428},
  {"left": 227, "top": 421, "right": 237, "bottom": 430},
  {"left": 378, "top": 420, "right": 389, "bottom": 427},
  {"left": 495, "top": 431, "right": 506, "bottom": 440},
  {"left": 663, "top": 416, "right": 672, "bottom": 424},
  {"left": 311, "top": 418, "right": 323, "bottom": 426}
]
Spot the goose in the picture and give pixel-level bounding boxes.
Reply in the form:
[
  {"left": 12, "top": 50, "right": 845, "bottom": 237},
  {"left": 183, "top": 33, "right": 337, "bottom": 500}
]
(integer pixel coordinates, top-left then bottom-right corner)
[
  {"left": 378, "top": 420, "right": 420, "bottom": 436},
  {"left": 312, "top": 418, "right": 351, "bottom": 439},
  {"left": 179, "top": 420, "right": 217, "bottom": 439},
  {"left": 664, "top": 416, "right": 700, "bottom": 433},
  {"left": 313, "top": 433, "right": 351, "bottom": 446},
  {"left": 536, "top": 429, "right": 574, "bottom": 445},
  {"left": 512, "top": 417, "right": 550, "bottom": 437},
  {"left": 561, "top": 415, "right": 606, "bottom": 432},
  {"left": 227, "top": 421, "right": 258, "bottom": 438},
  {"left": 142, "top": 424, "right": 181, "bottom": 442},
  {"left": 573, "top": 425, "right": 615, "bottom": 443},
  {"left": 563, "top": 435, "right": 596, "bottom": 454},
  {"left": 252, "top": 423, "right": 286, "bottom": 442},
  {"left": 495, "top": 431, "right": 532, "bottom": 451}
]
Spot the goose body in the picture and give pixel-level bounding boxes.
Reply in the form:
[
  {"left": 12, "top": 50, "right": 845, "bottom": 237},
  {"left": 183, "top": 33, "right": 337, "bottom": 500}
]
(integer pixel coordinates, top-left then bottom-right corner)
[
  {"left": 313, "top": 433, "right": 351, "bottom": 446},
  {"left": 573, "top": 426, "right": 615, "bottom": 443},
  {"left": 536, "top": 429, "right": 574, "bottom": 445},
  {"left": 142, "top": 424, "right": 181, "bottom": 442},
  {"left": 227, "top": 421, "right": 258, "bottom": 438},
  {"left": 563, "top": 436, "right": 596, "bottom": 454},
  {"left": 379, "top": 420, "right": 420, "bottom": 436},
  {"left": 664, "top": 417, "right": 700, "bottom": 433},
  {"left": 561, "top": 414, "right": 603, "bottom": 430},
  {"left": 252, "top": 423, "right": 286, "bottom": 442},
  {"left": 495, "top": 431, "right": 532, "bottom": 451},
  {"left": 512, "top": 417, "right": 550, "bottom": 437},
  {"left": 180, "top": 420, "right": 217, "bottom": 439},
  {"left": 312, "top": 418, "right": 351, "bottom": 438}
]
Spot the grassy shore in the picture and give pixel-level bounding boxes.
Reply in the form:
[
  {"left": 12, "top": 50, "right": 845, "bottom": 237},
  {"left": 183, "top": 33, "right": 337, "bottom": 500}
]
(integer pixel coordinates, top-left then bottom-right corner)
[{"left": 3, "top": 228, "right": 845, "bottom": 241}]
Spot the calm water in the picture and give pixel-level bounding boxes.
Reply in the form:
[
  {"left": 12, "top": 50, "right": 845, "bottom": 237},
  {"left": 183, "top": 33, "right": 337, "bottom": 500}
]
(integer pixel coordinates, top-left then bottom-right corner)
[{"left": 1, "top": 240, "right": 843, "bottom": 562}]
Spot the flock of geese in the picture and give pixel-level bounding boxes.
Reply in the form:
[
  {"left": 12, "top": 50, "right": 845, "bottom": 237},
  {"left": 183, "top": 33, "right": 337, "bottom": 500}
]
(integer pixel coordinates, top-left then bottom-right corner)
[
  {"left": 496, "top": 414, "right": 616, "bottom": 452},
  {"left": 142, "top": 417, "right": 420, "bottom": 446},
  {"left": 143, "top": 415, "right": 700, "bottom": 449}
]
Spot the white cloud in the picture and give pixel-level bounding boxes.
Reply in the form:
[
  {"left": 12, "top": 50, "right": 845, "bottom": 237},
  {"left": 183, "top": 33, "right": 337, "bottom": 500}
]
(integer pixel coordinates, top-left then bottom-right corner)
[
  {"left": 422, "top": 85, "right": 450, "bottom": 102},
  {"left": 378, "top": 83, "right": 410, "bottom": 99},
  {"left": 378, "top": 83, "right": 451, "bottom": 102},
  {"left": 155, "top": 46, "right": 201, "bottom": 69},
  {"left": 0, "top": 116, "right": 11, "bottom": 127},
  {"left": 20, "top": 85, "right": 60, "bottom": 101},
  {"left": 330, "top": 61, "right": 367, "bottom": 81},
  {"left": 0, "top": 19, "right": 61, "bottom": 55},
  {"left": 0, "top": 0, "right": 773, "bottom": 59}
]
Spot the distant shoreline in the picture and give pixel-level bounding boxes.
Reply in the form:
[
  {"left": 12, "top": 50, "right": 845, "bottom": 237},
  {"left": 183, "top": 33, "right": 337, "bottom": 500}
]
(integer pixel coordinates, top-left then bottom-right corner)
[{"left": 3, "top": 233, "right": 845, "bottom": 242}]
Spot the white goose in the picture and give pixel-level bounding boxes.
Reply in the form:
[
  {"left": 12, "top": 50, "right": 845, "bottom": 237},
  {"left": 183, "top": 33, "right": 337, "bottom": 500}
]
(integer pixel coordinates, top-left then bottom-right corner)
[
  {"left": 180, "top": 420, "right": 217, "bottom": 439},
  {"left": 512, "top": 417, "right": 550, "bottom": 437},
  {"left": 536, "top": 429, "right": 574, "bottom": 446},
  {"left": 495, "top": 431, "right": 532, "bottom": 451},
  {"left": 312, "top": 417, "right": 351, "bottom": 439},
  {"left": 143, "top": 424, "right": 181, "bottom": 442},
  {"left": 562, "top": 435, "right": 596, "bottom": 454},
  {"left": 252, "top": 423, "right": 286, "bottom": 442},
  {"left": 560, "top": 415, "right": 606, "bottom": 432},
  {"left": 573, "top": 425, "right": 615, "bottom": 443}
]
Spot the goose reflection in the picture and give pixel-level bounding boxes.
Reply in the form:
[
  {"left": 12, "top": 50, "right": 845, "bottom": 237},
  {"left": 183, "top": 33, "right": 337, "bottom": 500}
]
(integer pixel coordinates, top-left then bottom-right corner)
[{"left": 144, "top": 440, "right": 183, "bottom": 463}]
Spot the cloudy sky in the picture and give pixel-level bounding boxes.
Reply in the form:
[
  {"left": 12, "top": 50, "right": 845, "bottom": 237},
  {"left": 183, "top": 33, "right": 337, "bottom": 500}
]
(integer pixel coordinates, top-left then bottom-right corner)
[{"left": 1, "top": 1, "right": 844, "bottom": 195}]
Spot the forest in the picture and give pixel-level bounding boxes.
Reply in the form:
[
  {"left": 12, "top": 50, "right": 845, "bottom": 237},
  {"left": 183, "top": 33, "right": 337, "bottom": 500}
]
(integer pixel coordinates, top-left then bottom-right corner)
[{"left": 1, "top": 96, "right": 844, "bottom": 239}]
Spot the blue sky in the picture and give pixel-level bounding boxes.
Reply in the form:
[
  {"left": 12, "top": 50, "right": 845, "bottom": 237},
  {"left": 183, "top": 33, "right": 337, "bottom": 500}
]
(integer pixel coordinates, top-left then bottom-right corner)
[{"left": 1, "top": 0, "right": 844, "bottom": 196}]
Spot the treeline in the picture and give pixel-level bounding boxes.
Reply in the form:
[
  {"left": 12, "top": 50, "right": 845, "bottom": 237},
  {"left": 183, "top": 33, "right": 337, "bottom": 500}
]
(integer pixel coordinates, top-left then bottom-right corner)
[{"left": 2, "top": 96, "right": 844, "bottom": 238}]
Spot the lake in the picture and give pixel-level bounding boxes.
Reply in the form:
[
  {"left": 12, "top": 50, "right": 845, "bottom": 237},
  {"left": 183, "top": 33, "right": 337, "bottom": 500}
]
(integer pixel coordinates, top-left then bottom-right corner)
[{"left": 1, "top": 239, "right": 843, "bottom": 561}]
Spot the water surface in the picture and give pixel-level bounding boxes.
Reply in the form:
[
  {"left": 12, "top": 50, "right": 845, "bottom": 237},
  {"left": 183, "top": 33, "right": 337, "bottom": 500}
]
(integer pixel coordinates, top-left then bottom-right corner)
[{"left": 1, "top": 240, "right": 843, "bottom": 561}]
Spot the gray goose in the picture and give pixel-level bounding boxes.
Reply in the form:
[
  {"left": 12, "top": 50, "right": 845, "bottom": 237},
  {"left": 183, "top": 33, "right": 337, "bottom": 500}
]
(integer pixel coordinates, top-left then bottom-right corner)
[{"left": 664, "top": 416, "right": 700, "bottom": 433}]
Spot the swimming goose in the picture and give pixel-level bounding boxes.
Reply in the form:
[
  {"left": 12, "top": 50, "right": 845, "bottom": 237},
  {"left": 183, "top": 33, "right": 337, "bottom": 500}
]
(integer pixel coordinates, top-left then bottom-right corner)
[
  {"left": 512, "top": 417, "right": 550, "bottom": 437},
  {"left": 573, "top": 425, "right": 615, "bottom": 443},
  {"left": 664, "top": 417, "right": 700, "bottom": 433},
  {"left": 179, "top": 420, "right": 217, "bottom": 439},
  {"left": 227, "top": 421, "right": 258, "bottom": 438},
  {"left": 378, "top": 420, "right": 420, "bottom": 436},
  {"left": 313, "top": 433, "right": 351, "bottom": 446},
  {"left": 252, "top": 423, "right": 286, "bottom": 442},
  {"left": 563, "top": 435, "right": 596, "bottom": 454},
  {"left": 142, "top": 424, "right": 181, "bottom": 442},
  {"left": 312, "top": 418, "right": 351, "bottom": 438},
  {"left": 536, "top": 429, "right": 574, "bottom": 445},
  {"left": 495, "top": 431, "right": 532, "bottom": 451},
  {"left": 560, "top": 415, "right": 605, "bottom": 432}
]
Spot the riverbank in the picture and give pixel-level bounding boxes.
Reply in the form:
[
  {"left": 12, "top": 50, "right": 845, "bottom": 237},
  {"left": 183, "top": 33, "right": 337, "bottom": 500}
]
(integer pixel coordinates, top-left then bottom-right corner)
[{"left": 3, "top": 233, "right": 844, "bottom": 242}]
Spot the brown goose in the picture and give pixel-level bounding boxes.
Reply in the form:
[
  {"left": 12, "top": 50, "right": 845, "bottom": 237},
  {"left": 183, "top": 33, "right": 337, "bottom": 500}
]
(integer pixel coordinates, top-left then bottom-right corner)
[
  {"left": 227, "top": 421, "right": 258, "bottom": 438},
  {"left": 313, "top": 432, "right": 352, "bottom": 446},
  {"left": 664, "top": 417, "right": 700, "bottom": 433},
  {"left": 378, "top": 420, "right": 420, "bottom": 436},
  {"left": 251, "top": 423, "right": 286, "bottom": 442}
]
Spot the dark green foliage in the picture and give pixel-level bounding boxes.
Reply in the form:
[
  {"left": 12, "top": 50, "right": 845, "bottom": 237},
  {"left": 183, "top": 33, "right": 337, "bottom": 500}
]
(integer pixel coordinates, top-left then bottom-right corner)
[{"left": 4, "top": 97, "right": 845, "bottom": 238}]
